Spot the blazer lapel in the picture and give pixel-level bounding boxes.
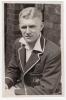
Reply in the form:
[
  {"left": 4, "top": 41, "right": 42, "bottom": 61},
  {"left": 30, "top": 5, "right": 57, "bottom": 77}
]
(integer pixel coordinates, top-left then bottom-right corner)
[
  {"left": 18, "top": 46, "right": 40, "bottom": 75},
  {"left": 24, "top": 51, "right": 40, "bottom": 75},
  {"left": 18, "top": 45, "right": 26, "bottom": 73}
]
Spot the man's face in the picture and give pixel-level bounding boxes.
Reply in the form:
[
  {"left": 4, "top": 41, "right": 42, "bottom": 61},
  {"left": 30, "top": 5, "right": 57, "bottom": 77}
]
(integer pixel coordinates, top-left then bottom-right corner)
[{"left": 19, "top": 17, "right": 44, "bottom": 43}]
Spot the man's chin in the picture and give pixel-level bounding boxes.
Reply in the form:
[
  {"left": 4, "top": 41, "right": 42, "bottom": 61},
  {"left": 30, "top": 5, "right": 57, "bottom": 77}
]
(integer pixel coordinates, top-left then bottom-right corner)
[
  {"left": 26, "top": 40, "right": 34, "bottom": 43},
  {"left": 25, "top": 39, "right": 35, "bottom": 43}
]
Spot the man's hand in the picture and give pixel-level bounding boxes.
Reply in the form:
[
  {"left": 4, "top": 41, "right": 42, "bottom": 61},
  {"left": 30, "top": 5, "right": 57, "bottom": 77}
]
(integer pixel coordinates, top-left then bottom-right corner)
[{"left": 5, "top": 85, "right": 16, "bottom": 96}]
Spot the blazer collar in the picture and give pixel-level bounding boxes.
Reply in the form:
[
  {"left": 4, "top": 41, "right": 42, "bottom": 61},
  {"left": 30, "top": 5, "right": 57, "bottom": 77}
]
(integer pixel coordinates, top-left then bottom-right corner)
[{"left": 18, "top": 35, "right": 45, "bottom": 76}]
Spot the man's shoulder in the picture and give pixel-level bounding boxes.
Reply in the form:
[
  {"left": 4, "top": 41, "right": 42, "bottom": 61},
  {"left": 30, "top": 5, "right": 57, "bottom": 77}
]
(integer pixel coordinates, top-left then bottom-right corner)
[
  {"left": 13, "top": 38, "right": 22, "bottom": 49},
  {"left": 46, "top": 39, "right": 60, "bottom": 50},
  {"left": 45, "top": 39, "right": 61, "bottom": 57}
]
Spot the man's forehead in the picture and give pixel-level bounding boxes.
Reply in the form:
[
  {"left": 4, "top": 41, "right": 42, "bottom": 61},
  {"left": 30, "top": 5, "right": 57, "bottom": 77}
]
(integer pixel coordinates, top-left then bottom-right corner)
[{"left": 19, "top": 7, "right": 42, "bottom": 20}]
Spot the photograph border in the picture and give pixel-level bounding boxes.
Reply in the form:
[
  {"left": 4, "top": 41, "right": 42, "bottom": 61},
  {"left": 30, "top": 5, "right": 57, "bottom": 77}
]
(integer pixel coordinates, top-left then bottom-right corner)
[{"left": 1, "top": 0, "right": 64, "bottom": 98}]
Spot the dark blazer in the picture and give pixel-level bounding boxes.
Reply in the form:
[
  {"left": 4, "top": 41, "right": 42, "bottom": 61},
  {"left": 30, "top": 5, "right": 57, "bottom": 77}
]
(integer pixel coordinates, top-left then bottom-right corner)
[{"left": 5, "top": 35, "right": 61, "bottom": 95}]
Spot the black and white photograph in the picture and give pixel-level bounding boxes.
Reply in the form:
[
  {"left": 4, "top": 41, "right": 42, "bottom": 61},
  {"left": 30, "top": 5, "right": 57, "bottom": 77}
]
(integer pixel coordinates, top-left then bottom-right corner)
[{"left": 3, "top": 1, "right": 63, "bottom": 96}]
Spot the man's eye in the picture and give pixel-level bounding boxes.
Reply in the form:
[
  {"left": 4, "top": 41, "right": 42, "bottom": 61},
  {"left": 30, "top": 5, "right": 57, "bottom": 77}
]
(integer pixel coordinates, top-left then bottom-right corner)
[
  {"left": 21, "top": 25, "right": 36, "bottom": 29},
  {"left": 21, "top": 26, "right": 27, "bottom": 29},
  {"left": 30, "top": 26, "right": 36, "bottom": 28}
]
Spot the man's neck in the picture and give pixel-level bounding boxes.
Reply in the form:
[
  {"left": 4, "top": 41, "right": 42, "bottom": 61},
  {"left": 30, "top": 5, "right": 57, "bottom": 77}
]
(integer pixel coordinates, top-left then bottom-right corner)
[{"left": 27, "top": 40, "right": 37, "bottom": 50}]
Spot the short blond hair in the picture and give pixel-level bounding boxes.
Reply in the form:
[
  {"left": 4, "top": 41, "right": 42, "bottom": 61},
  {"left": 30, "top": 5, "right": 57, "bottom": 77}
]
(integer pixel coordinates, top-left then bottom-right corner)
[{"left": 19, "top": 7, "right": 42, "bottom": 21}]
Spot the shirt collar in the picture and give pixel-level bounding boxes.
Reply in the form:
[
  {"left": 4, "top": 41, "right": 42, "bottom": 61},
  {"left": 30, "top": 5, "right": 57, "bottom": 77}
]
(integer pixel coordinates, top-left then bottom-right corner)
[
  {"left": 33, "top": 34, "right": 43, "bottom": 53},
  {"left": 19, "top": 37, "right": 29, "bottom": 49},
  {"left": 19, "top": 34, "right": 43, "bottom": 53}
]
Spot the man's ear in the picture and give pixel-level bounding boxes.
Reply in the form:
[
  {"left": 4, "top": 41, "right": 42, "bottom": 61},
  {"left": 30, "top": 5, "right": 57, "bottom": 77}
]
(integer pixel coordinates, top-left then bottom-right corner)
[{"left": 41, "top": 22, "right": 44, "bottom": 31}]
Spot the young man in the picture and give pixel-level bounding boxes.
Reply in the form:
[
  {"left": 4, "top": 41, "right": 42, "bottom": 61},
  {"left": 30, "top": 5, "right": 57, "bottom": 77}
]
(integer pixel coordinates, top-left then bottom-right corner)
[{"left": 5, "top": 7, "right": 61, "bottom": 95}]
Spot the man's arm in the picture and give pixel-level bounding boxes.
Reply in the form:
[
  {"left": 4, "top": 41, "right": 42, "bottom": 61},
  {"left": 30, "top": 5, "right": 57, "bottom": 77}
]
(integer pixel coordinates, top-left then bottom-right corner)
[{"left": 5, "top": 40, "right": 21, "bottom": 88}]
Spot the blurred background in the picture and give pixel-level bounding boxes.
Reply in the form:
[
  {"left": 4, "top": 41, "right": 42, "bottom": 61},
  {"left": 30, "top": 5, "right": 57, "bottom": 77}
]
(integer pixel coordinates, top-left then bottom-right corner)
[{"left": 4, "top": 3, "right": 61, "bottom": 69}]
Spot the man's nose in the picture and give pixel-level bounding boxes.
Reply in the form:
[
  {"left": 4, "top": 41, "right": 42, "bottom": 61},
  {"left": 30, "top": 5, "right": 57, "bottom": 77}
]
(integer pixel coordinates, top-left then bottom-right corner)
[{"left": 26, "top": 27, "right": 30, "bottom": 33}]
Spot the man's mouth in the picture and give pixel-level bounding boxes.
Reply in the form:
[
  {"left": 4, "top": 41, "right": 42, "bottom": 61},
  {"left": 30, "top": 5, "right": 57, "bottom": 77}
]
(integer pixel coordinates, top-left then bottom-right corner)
[{"left": 25, "top": 35, "right": 32, "bottom": 38}]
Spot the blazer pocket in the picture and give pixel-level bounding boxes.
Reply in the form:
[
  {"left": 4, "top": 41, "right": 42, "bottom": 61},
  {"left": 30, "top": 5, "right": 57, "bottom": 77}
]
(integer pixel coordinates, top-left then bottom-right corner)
[{"left": 29, "top": 73, "right": 42, "bottom": 87}]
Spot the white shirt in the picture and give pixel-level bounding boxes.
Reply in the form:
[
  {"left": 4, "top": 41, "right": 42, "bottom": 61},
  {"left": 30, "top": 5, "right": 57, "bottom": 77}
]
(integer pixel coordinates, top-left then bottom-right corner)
[{"left": 19, "top": 35, "right": 43, "bottom": 62}]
